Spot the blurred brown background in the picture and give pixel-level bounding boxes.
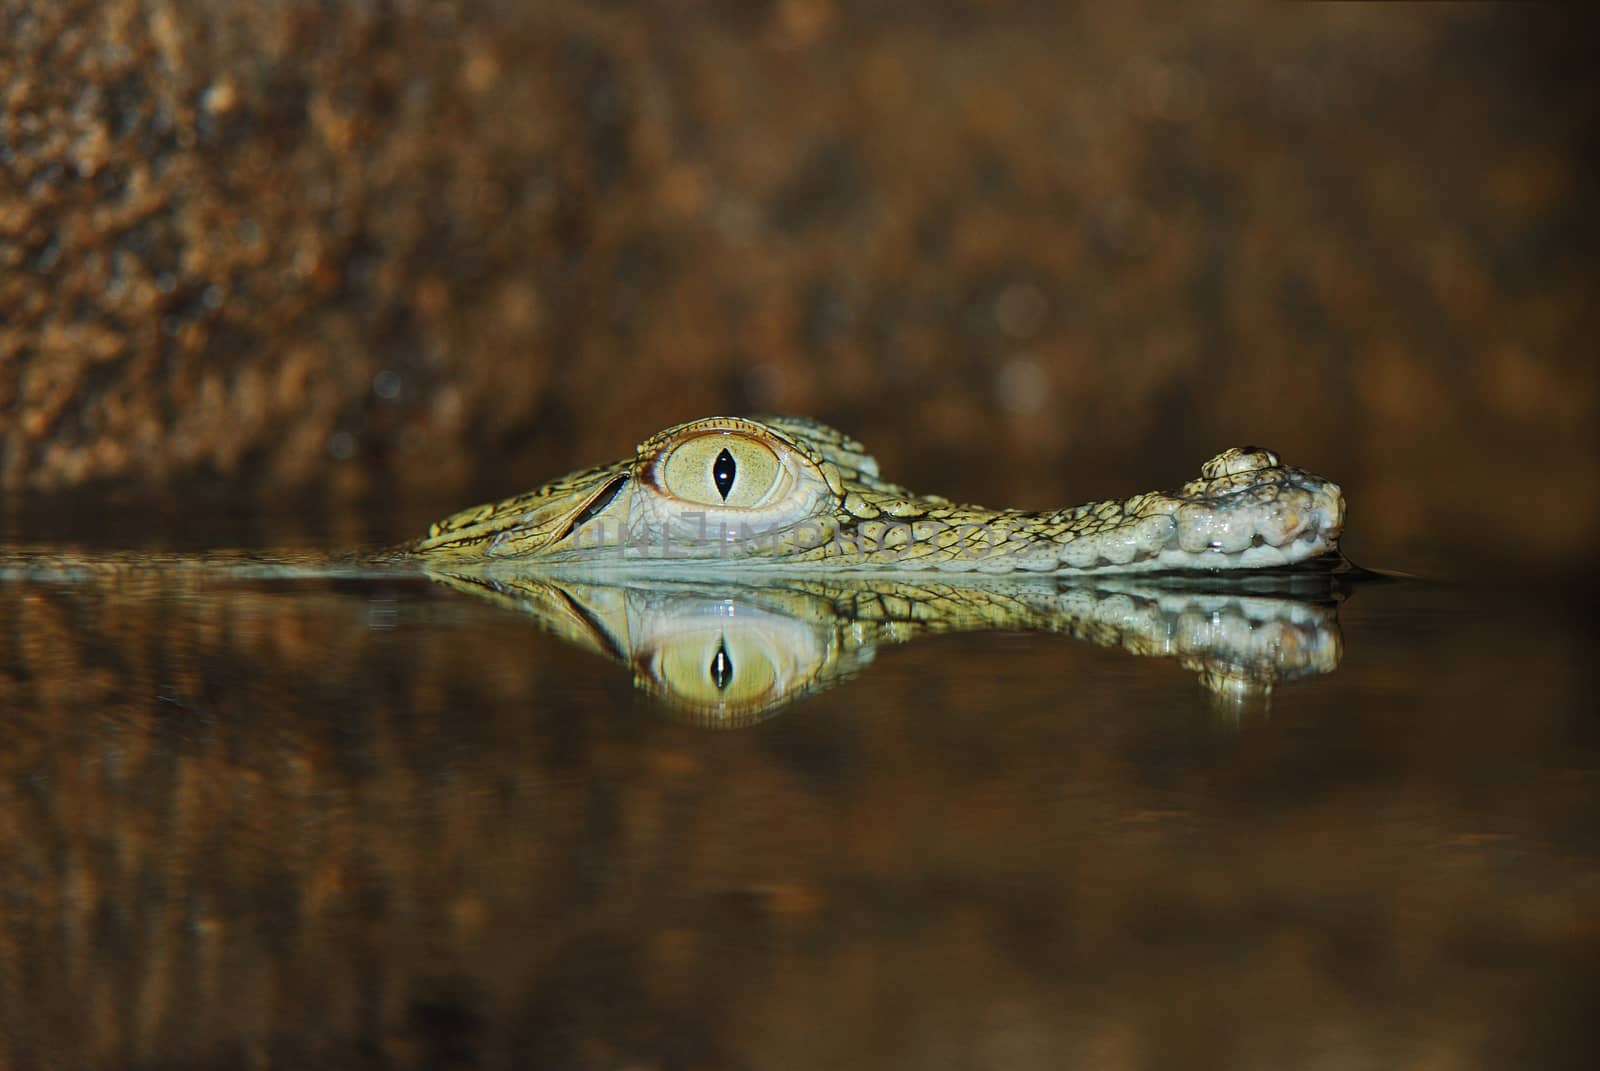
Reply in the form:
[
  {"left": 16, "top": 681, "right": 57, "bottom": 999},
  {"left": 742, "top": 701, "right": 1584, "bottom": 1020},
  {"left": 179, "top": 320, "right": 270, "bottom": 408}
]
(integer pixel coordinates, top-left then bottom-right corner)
[{"left": 3, "top": 0, "right": 1596, "bottom": 574}]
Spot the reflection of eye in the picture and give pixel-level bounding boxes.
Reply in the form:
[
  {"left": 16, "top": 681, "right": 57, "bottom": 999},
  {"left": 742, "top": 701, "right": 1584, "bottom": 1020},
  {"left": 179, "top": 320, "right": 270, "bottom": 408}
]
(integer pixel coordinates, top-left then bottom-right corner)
[
  {"left": 660, "top": 434, "right": 784, "bottom": 509},
  {"left": 656, "top": 629, "right": 780, "bottom": 708},
  {"left": 710, "top": 638, "right": 733, "bottom": 691}
]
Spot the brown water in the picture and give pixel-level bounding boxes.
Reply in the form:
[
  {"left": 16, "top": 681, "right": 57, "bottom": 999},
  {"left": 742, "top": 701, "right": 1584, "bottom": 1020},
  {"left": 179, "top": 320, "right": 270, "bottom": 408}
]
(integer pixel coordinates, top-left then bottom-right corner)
[{"left": 1, "top": 528, "right": 1595, "bottom": 1068}]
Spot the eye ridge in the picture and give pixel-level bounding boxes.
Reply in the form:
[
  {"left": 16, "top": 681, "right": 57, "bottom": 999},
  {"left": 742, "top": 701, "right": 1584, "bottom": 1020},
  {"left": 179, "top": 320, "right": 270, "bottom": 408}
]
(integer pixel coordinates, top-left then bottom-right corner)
[
  {"left": 710, "top": 637, "right": 733, "bottom": 691},
  {"left": 712, "top": 447, "right": 737, "bottom": 501}
]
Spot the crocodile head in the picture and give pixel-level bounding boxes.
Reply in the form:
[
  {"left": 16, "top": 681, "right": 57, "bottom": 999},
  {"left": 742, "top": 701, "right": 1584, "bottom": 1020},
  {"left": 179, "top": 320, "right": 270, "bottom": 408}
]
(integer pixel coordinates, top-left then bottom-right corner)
[{"left": 410, "top": 416, "right": 1345, "bottom": 574}]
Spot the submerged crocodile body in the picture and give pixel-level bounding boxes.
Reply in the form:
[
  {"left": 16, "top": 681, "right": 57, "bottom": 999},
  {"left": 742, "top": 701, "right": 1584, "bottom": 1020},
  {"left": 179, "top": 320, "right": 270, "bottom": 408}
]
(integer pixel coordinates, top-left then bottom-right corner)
[{"left": 413, "top": 416, "right": 1345, "bottom": 575}]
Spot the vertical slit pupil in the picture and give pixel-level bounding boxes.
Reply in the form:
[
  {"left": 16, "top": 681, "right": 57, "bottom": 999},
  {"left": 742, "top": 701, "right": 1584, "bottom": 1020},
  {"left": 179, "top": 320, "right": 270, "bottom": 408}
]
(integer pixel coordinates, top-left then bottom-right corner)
[
  {"left": 712, "top": 448, "right": 737, "bottom": 500},
  {"left": 710, "top": 639, "right": 733, "bottom": 691}
]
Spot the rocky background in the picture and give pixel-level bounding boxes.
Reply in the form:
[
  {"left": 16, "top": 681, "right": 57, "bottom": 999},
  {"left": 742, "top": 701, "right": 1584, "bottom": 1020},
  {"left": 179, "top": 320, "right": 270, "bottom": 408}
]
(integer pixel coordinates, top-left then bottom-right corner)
[{"left": 3, "top": 1, "right": 1596, "bottom": 571}]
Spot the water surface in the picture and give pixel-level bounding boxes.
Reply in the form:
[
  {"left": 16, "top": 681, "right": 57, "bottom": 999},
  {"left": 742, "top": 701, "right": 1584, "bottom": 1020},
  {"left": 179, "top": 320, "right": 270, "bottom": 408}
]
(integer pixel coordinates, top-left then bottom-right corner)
[{"left": 1, "top": 536, "right": 1594, "bottom": 1069}]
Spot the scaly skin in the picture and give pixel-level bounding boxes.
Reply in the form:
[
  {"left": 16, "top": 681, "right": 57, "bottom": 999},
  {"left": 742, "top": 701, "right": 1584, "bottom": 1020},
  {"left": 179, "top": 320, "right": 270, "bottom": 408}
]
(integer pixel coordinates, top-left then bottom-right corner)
[{"left": 412, "top": 416, "right": 1346, "bottom": 575}]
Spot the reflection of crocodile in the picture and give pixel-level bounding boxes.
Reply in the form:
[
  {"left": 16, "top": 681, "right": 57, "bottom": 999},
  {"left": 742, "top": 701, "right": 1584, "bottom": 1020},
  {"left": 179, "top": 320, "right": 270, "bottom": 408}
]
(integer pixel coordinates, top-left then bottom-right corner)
[
  {"left": 425, "top": 567, "right": 1349, "bottom": 726},
  {"left": 413, "top": 416, "right": 1346, "bottom": 575},
  {"left": 0, "top": 556, "right": 1351, "bottom": 727}
]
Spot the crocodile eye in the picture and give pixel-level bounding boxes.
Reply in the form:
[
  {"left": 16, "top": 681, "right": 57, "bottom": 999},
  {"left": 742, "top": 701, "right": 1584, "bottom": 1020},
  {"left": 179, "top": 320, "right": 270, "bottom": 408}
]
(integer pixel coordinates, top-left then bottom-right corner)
[
  {"left": 713, "top": 449, "right": 736, "bottom": 501},
  {"left": 660, "top": 433, "right": 784, "bottom": 509}
]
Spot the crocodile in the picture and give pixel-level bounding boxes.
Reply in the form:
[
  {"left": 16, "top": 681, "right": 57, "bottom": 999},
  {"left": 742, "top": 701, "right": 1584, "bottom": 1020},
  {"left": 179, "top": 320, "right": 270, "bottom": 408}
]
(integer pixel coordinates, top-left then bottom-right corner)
[
  {"left": 412, "top": 416, "right": 1345, "bottom": 575},
  {"left": 0, "top": 416, "right": 1353, "bottom": 720},
  {"left": 3, "top": 416, "right": 1345, "bottom": 582}
]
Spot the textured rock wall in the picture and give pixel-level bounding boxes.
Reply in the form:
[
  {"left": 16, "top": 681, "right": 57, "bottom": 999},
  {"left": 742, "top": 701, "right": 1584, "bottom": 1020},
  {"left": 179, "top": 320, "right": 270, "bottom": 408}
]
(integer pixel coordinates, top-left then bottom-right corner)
[{"left": 2, "top": 1, "right": 1595, "bottom": 571}]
